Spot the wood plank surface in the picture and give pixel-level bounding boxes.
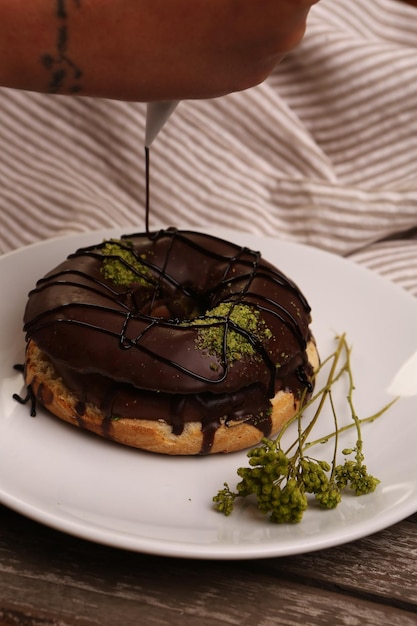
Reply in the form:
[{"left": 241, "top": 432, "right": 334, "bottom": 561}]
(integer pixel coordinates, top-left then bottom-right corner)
[
  {"left": 1, "top": 506, "right": 416, "bottom": 626},
  {"left": 262, "top": 517, "right": 417, "bottom": 609}
]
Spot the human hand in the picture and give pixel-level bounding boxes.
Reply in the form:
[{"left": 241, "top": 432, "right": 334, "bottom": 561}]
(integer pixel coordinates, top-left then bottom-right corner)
[
  {"left": 0, "top": 0, "right": 318, "bottom": 101},
  {"left": 122, "top": 0, "right": 319, "bottom": 101}
]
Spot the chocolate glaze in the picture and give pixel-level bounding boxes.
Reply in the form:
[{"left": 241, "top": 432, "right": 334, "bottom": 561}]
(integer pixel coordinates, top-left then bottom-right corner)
[{"left": 23, "top": 229, "right": 314, "bottom": 453}]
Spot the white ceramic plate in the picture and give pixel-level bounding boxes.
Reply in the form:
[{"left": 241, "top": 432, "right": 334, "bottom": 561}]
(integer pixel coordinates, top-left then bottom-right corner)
[{"left": 1, "top": 228, "right": 416, "bottom": 560}]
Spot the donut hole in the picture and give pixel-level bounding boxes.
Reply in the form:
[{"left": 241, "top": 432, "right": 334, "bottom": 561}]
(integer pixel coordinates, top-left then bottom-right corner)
[{"left": 131, "top": 281, "right": 210, "bottom": 322}]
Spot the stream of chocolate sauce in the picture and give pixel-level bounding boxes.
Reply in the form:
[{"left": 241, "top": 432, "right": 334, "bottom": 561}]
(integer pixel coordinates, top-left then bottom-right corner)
[{"left": 145, "top": 146, "right": 151, "bottom": 236}]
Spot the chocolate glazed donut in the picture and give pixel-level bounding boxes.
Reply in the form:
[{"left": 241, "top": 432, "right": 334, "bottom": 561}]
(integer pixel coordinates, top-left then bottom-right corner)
[{"left": 23, "top": 228, "right": 319, "bottom": 455}]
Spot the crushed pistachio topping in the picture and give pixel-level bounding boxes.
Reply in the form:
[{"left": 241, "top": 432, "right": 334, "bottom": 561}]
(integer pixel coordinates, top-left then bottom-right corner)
[
  {"left": 192, "top": 302, "right": 272, "bottom": 362},
  {"left": 101, "top": 239, "right": 153, "bottom": 287}
]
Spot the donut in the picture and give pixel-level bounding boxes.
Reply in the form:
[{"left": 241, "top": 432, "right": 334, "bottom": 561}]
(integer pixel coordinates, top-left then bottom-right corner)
[{"left": 22, "top": 228, "right": 319, "bottom": 455}]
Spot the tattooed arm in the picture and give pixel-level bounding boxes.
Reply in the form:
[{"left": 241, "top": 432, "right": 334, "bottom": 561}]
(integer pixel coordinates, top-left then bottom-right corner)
[{"left": 0, "top": 0, "right": 316, "bottom": 101}]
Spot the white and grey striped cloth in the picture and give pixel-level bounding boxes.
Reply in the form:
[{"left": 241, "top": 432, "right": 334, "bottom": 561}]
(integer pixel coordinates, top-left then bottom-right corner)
[{"left": 0, "top": 0, "right": 416, "bottom": 296}]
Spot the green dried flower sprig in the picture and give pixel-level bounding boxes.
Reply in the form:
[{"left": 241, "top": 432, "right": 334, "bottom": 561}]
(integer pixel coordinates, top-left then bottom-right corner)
[{"left": 213, "top": 334, "right": 397, "bottom": 524}]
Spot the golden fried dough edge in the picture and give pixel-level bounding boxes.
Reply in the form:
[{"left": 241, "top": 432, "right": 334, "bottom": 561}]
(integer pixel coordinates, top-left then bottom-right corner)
[{"left": 24, "top": 339, "right": 319, "bottom": 455}]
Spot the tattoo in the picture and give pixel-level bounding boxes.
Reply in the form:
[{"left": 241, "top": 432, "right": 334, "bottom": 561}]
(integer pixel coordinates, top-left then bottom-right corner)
[{"left": 41, "top": 1, "right": 83, "bottom": 94}]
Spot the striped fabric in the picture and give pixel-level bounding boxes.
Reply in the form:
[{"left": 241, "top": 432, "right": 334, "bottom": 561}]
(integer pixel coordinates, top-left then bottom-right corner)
[{"left": 0, "top": 0, "right": 416, "bottom": 296}]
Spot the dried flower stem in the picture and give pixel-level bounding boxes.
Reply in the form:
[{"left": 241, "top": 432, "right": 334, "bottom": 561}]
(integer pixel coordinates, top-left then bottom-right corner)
[{"left": 213, "top": 333, "right": 398, "bottom": 523}]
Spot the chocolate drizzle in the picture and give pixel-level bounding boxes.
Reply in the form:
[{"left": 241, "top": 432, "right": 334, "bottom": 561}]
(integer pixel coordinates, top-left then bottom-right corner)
[
  {"left": 22, "top": 228, "right": 315, "bottom": 454},
  {"left": 13, "top": 364, "right": 37, "bottom": 417}
]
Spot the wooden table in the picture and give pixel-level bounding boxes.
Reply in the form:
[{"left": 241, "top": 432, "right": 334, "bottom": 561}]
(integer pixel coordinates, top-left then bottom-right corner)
[{"left": 0, "top": 504, "right": 416, "bottom": 626}]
